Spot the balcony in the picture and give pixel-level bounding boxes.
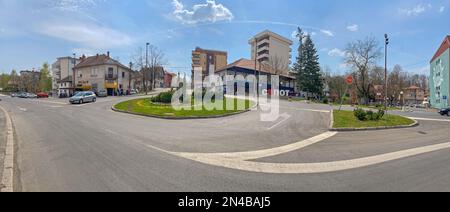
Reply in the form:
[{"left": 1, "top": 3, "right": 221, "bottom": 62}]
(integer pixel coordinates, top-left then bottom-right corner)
[
  {"left": 257, "top": 45, "right": 270, "bottom": 52},
  {"left": 105, "top": 74, "right": 118, "bottom": 80},
  {"left": 257, "top": 38, "right": 269, "bottom": 47},
  {"left": 257, "top": 53, "right": 269, "bottom": 61}
]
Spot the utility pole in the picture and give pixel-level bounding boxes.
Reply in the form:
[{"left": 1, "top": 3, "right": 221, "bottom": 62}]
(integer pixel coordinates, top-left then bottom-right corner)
[
  {"left": 145, "top": 43, "right": 149, "bottom": 95},
  {"left": 129, "top": 62, "right": 133, "bottom": 95},
  {"left": 296, "top": 27, "right": 306, "bottom": 99},
  {"left": 384, "top": 34, "right": 389, "bottom": 113},
  {"left": 254, "top": 38, "right": 259, "bottom": 106}
]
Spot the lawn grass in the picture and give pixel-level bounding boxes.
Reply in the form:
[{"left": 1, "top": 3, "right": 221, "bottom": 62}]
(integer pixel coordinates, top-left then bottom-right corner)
[
  {"left": 333, "top": 110, "right": 415, "bottom": 129},
  {"left": 114, "top": 97, "right": 254, "bottom": 118}
]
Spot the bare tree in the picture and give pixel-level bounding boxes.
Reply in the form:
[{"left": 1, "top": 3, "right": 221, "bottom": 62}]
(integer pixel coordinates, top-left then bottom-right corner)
[
  {"left": 132, "top": 47, "right": 147, "bottom": 93},
  {"left": 387, "top": 65, "right": 408, "bottom": 105},
  {"left": 266, "top": 55, "right": 288, "bottom": 75},
  {"left": 370, "top": 66, "right": 385, "bottom": 86},
  {"left": 148, "top": 45, "right": 166, "bottom": 92},
  {"left": 345, "top": 37, "right": 382, "bottom": 105},
  {"left": 132, "top": 45, "right": 167, "bottom": 94}
]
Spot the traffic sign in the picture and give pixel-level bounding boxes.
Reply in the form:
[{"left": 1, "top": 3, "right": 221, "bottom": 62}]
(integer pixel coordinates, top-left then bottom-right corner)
[
  {"left": 443, "top": 96, "right": 448, "bottom": 100},
  {"left": 346, "top": 75, "right": 354, "bottom": 85}
]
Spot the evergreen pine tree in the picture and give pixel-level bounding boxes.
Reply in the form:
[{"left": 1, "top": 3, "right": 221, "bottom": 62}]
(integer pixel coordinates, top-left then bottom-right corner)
[{"left": 293, "top": 32, "right": 323, "bottom": 99}]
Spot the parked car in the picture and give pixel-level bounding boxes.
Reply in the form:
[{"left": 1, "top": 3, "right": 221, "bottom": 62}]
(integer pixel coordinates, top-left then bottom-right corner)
[
  {"left": 69, "top": 91, "right": 97, "bottom": 104},
  {"left": 130, "top": 89, "right": 138, "bottom": 95},
  {"left": 26, "top": 93, "right": 37, "bottom": 98},
  {"left": 59, "top": 93, "right": 68, "bottom": 98},
  {"left": 10, "top": 92, "right": 18, "bottom": 97},
  {"left": 439, "top": 108, "right": 450, "bottom": 116},
  {"left": 37, "top": 92, "right": 49, "bottom": 98},
  {"left": 96, "top": 89, "right": 108, "bottom": 97},
  {"left": 17, "top": 92, "right": 28, "bottom": 98}
]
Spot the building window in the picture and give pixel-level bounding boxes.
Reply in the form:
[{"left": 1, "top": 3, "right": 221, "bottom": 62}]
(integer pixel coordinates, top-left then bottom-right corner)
[
  {"left": 91, "top": 68, "right": 99, "bottom": 76},
  {"left": 122, "top": 72, "right": 125, "bottom": 78},
  {"left": 108, "top": 68, "right": 114, "bottom": 78}
]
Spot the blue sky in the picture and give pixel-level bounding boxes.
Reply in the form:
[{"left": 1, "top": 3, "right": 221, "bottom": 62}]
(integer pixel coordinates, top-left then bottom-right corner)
[{"left": 0, "top": 0, "right": 449, "bottom": 76}]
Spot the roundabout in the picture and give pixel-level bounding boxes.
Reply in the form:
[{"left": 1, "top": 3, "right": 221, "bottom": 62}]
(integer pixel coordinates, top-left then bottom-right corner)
[{"left": 112, "top": 96, "right": 255, "bottom": 119}]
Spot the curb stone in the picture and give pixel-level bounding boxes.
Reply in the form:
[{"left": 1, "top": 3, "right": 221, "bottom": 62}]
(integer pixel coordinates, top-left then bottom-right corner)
[
  {"left": 330, "top": 119, "right": 419, "bottom": 132},
  {"left": 111, "top": 98, "right": 257, "bottom": 120}
]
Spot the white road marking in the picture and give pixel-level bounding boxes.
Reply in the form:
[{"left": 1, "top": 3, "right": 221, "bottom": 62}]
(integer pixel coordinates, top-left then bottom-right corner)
[
  {"left": 17, "top": 107, "right": 27, "bottom": 112},
  {"left": 164, "top": 141, "right": 450, "bottom": 174},
  {"left": 0, "top": 105, "right": 14, "bottom": 192},
  {"left": 35, "top": 100, "right": 68, "bottom": 105},
  {"left": 149, "top": 131, "right": 337, "bottom": 161},
  {"left": 267, "top": 113, "right": 291, "bottom": 130},
  {"left": 148, "top": 130, "right": 450, "bottom": 174},
  {"left": 408, "top": 117, "right": 450, "bottom": 122}
]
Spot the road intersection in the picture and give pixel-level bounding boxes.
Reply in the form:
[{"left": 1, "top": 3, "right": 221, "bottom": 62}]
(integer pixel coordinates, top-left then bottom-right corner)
[{"left": 1, "top": 94, "right": 450, "bottom": 191}]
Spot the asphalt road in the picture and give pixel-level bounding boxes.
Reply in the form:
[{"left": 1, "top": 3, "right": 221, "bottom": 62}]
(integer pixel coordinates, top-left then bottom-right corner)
[{"left": 1, "top": 95, "right": 450, "bottom": 191}]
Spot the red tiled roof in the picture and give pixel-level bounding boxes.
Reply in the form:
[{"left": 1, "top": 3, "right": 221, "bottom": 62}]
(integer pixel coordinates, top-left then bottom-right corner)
[
  {"left": 431, "top": 36, "right": 450, "bottom": 62},
  {"left": 216, "top": 58, "right": 294, "bottom": 79},
  {"left": 74, "top": 54, "right": 129, "bottom": 70}
]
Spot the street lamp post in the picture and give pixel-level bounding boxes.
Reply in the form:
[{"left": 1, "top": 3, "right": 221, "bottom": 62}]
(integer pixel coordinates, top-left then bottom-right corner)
[
  {"left": 384, "top": 34, "right": 389, "bottom": 113},
  {"left": 400, "top": 91, "right": 404, "bottom": 111}
]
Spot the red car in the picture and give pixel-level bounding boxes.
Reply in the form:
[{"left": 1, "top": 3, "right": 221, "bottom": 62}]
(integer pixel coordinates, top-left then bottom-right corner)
[{"left": 37, "top": 92, "right": 49, "bottom": 98}]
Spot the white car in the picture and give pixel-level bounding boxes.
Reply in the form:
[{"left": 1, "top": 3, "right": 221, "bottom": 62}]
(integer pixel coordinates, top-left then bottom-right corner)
[{"left": 130, "top": 89, "right": 138, "bottom": 95}]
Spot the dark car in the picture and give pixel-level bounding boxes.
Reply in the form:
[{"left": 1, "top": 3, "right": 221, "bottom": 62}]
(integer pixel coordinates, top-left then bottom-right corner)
[{"left": 439, "top": 108, "right": 450, "bottom": 116}]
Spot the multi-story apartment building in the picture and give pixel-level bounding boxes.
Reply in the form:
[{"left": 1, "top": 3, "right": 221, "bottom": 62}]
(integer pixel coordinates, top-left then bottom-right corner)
[
  {"left": 73, "top": 52, "right": 133, "bottom": 96},
  {"left": 403, "top": 86, "right": 428, "bottom": 105},
  {"left": 191, "top": 47, "right": 228, "bottom": 79},
  {"left": 52, "top": 56, "right": 80, "bottom": 97},
  {"left": 248, "top": 30, "right": 293, "bottom": 75},
  {"left": 430, "top": 36, "right": 450, "bottom": 109}
]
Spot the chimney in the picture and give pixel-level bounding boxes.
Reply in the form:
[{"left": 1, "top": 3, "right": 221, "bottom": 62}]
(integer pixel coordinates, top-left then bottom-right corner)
[
  {"left": 107, "top": 51, "right": 110, "bottom": 58},
  {"left": 96, "top": 54, "right": 99, "bottom": 58}
]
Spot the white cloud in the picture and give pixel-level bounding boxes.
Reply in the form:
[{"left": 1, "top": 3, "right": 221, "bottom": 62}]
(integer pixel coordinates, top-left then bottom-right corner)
[
  {"left": 171, "top": 0, "right": 234, "bottom": 25},
  {"left": 320, "top": 30, "right": 334, "bottom": 37},
  {"left": 439, "top": 6, "right": 445, "bottom": 13},
  {"left": 346, "top": 24, "right": 359, "bottom": 32},
  {"left": 399, "top": 4, "right": 432, "bottom": 16},
  {"left": 328, "top": 48, "right": 347, "bottom": 57},
  {"left": 37, "top": 23, "right": 132, "bottom": 49}
]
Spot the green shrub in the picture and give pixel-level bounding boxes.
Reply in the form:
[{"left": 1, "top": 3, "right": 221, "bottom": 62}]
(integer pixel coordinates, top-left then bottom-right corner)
[
  {"left": 366, "top": 110, "right": 375, "bottom": 120},
  {"left": 376, "top": 109, "right": 385, "bottom": 120},
  {"left": 323, "top": 99, "right": 329, "bottom": 104},
  {"left": 151, "top": 91, "right": 174, "bottom": 104},
  {"left": 354, "top": 109, "right": 385, "bottom": 121},
  {"left": 354, "top": 109, "right": 367, "bottom": 121}
]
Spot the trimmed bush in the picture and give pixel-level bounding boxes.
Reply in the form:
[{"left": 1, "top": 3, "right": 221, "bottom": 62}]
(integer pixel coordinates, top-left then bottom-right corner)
[
  {"left": 354, "top": 109, "right": 367, "bottom": 121},
  {"left": 366, "top": 110, "right": 375, "bottom": 120},
  {"left": 354, "top": 108, "right": 385, "bottom": 121},
  {"left": 151, "top": 91, "right": 174, "bottom": 104}
]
